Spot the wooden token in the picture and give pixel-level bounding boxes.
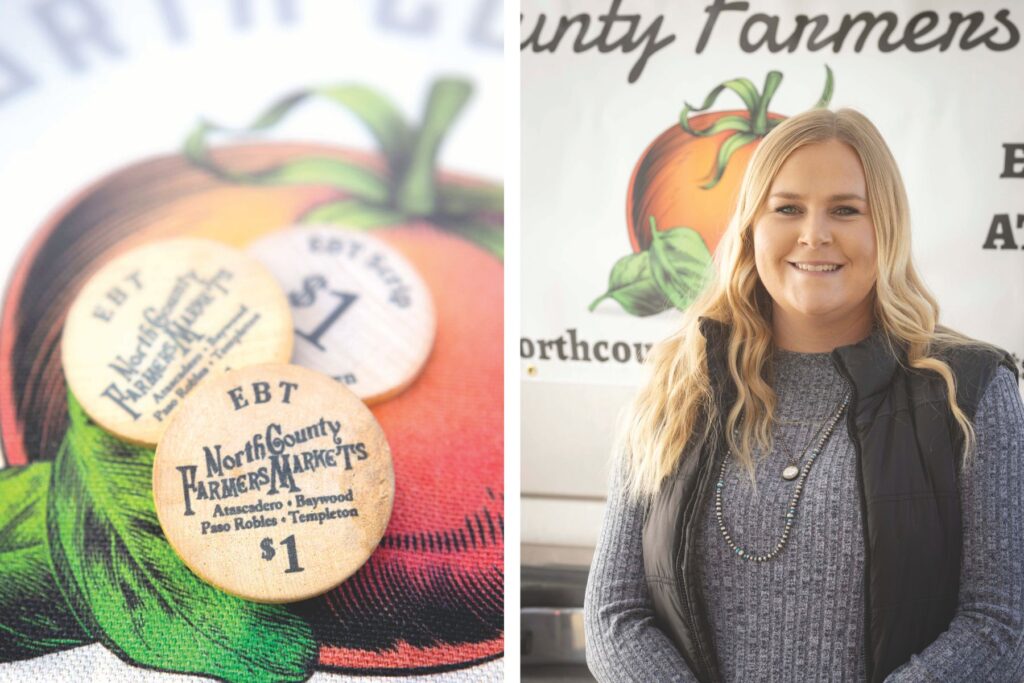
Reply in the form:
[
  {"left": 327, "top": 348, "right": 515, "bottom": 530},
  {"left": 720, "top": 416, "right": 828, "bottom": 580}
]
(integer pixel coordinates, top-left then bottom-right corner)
[
  {"left": 247, "top": 226, "right": 435, "bottom": 404},
  {"left": 152, "top": 363, "right": 394, "bottom": 603},
  {"left": 61, "top": 238, "right": 293, "bottom": 445}
]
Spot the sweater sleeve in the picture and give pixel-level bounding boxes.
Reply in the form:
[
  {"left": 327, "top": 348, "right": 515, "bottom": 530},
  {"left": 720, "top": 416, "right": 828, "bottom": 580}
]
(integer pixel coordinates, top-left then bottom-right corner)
[
  {"left": 583, "top": 459, "right": 700, "bottom": 683},
  {"left": 885, "top": 365, "right": 1024, "bottom": 682}
]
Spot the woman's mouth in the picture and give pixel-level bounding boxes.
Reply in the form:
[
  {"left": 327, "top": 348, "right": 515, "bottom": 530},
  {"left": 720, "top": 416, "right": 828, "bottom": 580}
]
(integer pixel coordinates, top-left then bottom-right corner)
[{"left": 789, "top": 261, "right": 843, "bottom": 274}]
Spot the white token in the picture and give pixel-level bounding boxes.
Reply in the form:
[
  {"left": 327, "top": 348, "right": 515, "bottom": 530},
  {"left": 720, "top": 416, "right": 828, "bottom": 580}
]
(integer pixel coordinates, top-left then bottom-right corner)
[
  {"left": 61, "top": 238, "right": 293, "bottom": 445},
  {"left": 247, "top": 226, "right": 435, "bottom": 404},
  {"left": 152, "top": 363, "right": 395, "bottom": 603}
]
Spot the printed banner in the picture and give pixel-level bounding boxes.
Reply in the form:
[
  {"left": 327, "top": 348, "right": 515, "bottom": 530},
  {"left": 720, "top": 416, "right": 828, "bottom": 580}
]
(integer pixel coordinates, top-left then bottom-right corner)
[{"left": 521, "top": 0, "right": 1024, "bottom": 388}]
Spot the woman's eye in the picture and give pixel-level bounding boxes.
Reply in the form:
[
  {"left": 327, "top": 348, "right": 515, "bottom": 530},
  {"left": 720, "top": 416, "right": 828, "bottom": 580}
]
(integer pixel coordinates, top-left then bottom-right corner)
[{"left": 773, "top": 205, "right": 860, "bottom": 216}]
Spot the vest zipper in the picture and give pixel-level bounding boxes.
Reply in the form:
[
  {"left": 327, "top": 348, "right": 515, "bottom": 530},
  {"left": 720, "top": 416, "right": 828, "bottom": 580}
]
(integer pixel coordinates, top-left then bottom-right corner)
[{"left": 832, "top": 358, "right": 874, "bottom": 683}]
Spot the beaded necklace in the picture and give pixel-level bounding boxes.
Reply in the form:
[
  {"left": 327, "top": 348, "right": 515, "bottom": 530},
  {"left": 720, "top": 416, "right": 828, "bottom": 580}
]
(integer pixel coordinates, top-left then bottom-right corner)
[{"left": 714, "top": 388, "right": 851, "bottom": 562}]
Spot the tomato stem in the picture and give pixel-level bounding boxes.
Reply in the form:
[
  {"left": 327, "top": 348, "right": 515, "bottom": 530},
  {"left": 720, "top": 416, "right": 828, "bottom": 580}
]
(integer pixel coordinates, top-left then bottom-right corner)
[
  {"left": 675, "top": 65, "right": 835, "bottom": 190},
  {"left": 182, "top": 78, "right": 504, "bottom": 261},
  {"left": 394, "top": 79, "right": 472, "bottom": 216}
]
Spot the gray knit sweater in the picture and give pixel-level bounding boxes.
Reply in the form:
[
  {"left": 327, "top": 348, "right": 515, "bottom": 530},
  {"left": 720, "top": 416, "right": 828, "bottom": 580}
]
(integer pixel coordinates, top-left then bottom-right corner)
[{"left": 584, "top": 344, "right": 1024, "bottom": 682}]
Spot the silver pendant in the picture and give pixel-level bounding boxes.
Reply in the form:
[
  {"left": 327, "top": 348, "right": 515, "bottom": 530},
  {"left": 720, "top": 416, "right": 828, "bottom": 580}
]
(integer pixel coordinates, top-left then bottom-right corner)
[{"left": 782, "top": 465, "right": 800, "bottom": 481}]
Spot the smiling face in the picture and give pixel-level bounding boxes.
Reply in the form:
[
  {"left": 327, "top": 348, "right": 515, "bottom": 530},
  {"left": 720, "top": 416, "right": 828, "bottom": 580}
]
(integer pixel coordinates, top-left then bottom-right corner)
[{"left": 751, "top": 139, "right": 878, "bottom": 348}]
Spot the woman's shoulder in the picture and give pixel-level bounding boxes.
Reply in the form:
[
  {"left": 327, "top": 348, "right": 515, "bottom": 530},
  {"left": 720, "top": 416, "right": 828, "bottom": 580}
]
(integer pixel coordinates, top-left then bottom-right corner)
[
  {"left": 930, "top": 325, "right": 1018, "bottom": 384},
  {"left": 972, "top": 364, "right": 1023, "bottom": 452},
  {"left": 892, "top": 325, "right": 1020, "bottom": 421},
  {"left": 986, "top": 364, "right": 1021, "bottom": 400}
]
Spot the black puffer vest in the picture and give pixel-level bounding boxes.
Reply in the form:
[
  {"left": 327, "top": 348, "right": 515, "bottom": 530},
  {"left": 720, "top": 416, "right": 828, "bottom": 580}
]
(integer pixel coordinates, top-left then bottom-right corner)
[{"left": 642, "top": 317, "right": 1019, "bottom": 683}]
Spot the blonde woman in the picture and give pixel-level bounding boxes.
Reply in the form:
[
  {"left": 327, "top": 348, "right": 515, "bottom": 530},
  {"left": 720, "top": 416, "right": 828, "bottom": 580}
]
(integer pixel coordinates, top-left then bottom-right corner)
[{"left": 583, "top": 107, "right": 1024, "bottom": 682}]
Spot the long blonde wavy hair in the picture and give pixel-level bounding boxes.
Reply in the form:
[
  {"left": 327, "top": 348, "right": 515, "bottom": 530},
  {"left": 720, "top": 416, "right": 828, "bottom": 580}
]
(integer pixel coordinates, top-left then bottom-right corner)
[{"left": 619, "top": 106, "right": 989, "bottom": 500}]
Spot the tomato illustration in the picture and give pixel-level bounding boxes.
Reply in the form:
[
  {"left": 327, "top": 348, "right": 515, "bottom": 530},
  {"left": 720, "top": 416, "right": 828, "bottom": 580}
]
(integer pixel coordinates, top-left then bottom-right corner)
[
  {"left": 591, "top": 67, "right": 834, "bottom": 317},
  {"left": 0, "top": 79, "right": 503, "bottom": 676},
  {"left": 627, "top": 109, "right": 785, "bottom": 256}
]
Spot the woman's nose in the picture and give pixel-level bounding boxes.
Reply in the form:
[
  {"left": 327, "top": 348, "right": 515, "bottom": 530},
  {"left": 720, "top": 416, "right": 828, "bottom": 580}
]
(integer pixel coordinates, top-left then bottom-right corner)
[{"left": 798, "top": 212, "right": 833, "bottom": 248}]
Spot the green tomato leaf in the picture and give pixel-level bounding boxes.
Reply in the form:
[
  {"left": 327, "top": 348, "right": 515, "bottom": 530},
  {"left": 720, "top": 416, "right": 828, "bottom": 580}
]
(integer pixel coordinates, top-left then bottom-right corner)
[
  {"left": 47, "top": 393, "right": 317, "bottom": 683},
  {"left": 590, "top": 250, "right": 673, "bottom": 317},
  {"left": 437, "top": 182, "right": 504, "bottom": 217},
  {"left": 699, "top": 130, "right": 758, "bottom": 190},
  {"left": 248, "top": 157, "right": 389, "bottom": 202},
  {"left": 300, "top": 198, "right": 405, "bottom": 228},
  {"left": 648, "top": 218, "right": 712, "bottom": 311},
  {"left": 395, "top": 78, "right": 473, "bottom": 216},
  {"left": 314, "top": 84, "right": 415, "bottom": 171},
  {"left": 0, "top": 463, "right": 90, "bottom": 662},
  {"left": 440, "top": 218, "right": 504, "bottom": 262},
  {"left": 184, "top": 84, "right": 414, "bottom": 188}
]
